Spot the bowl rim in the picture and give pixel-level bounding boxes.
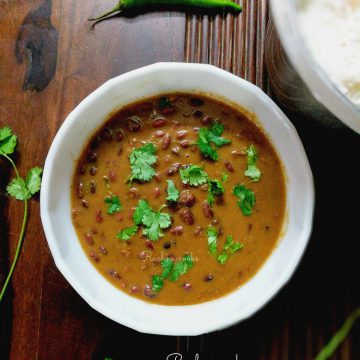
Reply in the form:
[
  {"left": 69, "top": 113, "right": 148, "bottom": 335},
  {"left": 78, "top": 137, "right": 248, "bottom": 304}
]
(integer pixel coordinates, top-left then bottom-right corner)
[
  {"left": 270, "top": 0, "right": 360, "bottom": 134},
  {"left": 40, "top": 62, "right": 315, "bottom": 335}
]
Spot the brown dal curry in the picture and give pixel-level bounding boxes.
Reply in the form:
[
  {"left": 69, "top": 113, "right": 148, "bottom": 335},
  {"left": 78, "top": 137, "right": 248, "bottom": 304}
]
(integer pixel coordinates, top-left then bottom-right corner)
[{"left": 71, "top": 93, "right": 286, "bottom": 305}]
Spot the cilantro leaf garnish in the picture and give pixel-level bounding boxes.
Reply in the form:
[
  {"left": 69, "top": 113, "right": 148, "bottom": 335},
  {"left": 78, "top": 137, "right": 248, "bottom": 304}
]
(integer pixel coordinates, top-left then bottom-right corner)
[
  {"left": 116, "top": 225, "right": 138, "bottom": 241},
  {"left": 142, "top": 210, "right": 172, "bottom": 241},
  {"left": 179, "top": 165, "right": 208, "bottom": 187},
  {"left": 160, "top": 257, "right": 174, "bottom": 280},
  {"left": 207, "top": 228, "right": 243, "bottom": 264},
  {"left": 169, "top": 254, "right": 194, "bottom": 282},
  {"left": 217, "top": 236, "right": 243, "bottom": 264},
  {"left": 207, "top": 179, "right": 225, "bottom": 205},
  {"left": 0, "top": 127, "right": 42, "bottom": 303},
  {"left": 244, "top": 145, "right": 262, "bottom": 182},
  {"left": 0, "top": 127, "right": 17, "bottom": 155},
  {"left": 166, "top": 180, "right": 180, "bottom": 202},
  {"left": 152, "top": 255, "right": 194, "bottom": 292},
  {"left": 221, "top": 173, "right": 229, "bottom": 182},
  {"left": 233, "top": 184, "right": 256, "bottom": 216},
  {"left": 128, "top": 143, "right": 157, "bottom": 183},
  {"left": 133, "top": 199, "right": 172, "bottom": 241},
  {"left": 207, "top": 226, "right": 218, "bottom": 255},
  {"left": 152, "top": 275, "right": 164, "bottom": 293},
  {"left": 197, "top": 121, "right": 231, "bottom": 160},
  {"left": 158, "top": 97, "right": 172, "bottom": 110},
  {"left": 104, "top": 195, "right": 122, "bottom": 214}
]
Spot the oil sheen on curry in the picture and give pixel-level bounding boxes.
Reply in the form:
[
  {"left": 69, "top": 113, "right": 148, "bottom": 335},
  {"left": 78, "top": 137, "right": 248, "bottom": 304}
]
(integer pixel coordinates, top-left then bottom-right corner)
[{"left": 71, "top": 93, "right": 286, "bottom": 305}]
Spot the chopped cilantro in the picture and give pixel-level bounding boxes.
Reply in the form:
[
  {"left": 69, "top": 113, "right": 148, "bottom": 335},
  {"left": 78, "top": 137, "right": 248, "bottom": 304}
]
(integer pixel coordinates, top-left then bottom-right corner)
[
  {"left": 128, "top": 143, "right": 157, "bottom": 183},
  {"left": 207, "top": 226, "right": 218, "bottom": 255},
  {"left": 207, "top": 179, "right": 225, "bottom": 205},
  {"left": 152, "top": 255, "right": 194, "bottom": 292},
  {"left": 116, "top": 225, "right": 138, "bottom": 241},
  {"left": 221, "top": 173, "right": 229, "bottom": 182},
  {"left": 217, "top": 235, "right": 243, "bottom": 264},
  {"left": 207, "top": 228, "right": 243, "bottom": 264},
  {"left": 158, "top": 97, "right": 172, "bottom": 110},
  {"left": 166, "top": 180, "right": 180, "bottom": 202},
  {"left": 233, "top": 184, "right": 256, "bottom": 216},
  {"left": 152, "top": 275, "right": 164, "bottom": 292},
  {"left": 169, "top": 254, "right": 194, "bottom": 282},
  {"left": 160, "top": 257, "right": 174, "bottom": 279},
  {"left": 244, "top": 145, "right": 262, "bottom": 182},
  {"left": 179, "top": 164, "right": 208, "bottom": 186},
  {"left": 197, "top": 121, "right": 231, "bottom": 160},
  {"left": 104, "top": 195, "right": 122, "bottom": 214},
  {"left": 133, "top": 199, "right": 172, "bottom": 241}
]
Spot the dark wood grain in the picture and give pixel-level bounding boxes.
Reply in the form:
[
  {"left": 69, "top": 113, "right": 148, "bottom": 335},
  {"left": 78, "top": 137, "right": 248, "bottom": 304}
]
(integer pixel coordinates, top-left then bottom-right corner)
[{"left": 0, "top": 1, "right": 359, "bottom": 359}]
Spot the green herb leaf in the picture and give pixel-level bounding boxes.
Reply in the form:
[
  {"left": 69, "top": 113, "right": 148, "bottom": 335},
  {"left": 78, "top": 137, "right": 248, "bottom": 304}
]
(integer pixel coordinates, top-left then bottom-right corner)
[
  {"left": 6, "top": 177, "right": 29, "bottom": 200},
  {"left": 128, "top": 143, "right": 157, "bottom": 183},
  {"left": 221, "top": 173, "right": 229, "bottom": 182},
  {"left": 223, "top": 235, "right": 244, "bottom": 254},
  {"left": 160, "top": 258, "right": 174, "bottom": 279},
  {"left": 116, "top": 225, "right": 138, "bottom": 241},
  {"left": 133, "top": 200, "right": 172, "bottom": 241},
  {"left": 245, "top": 145, "right": 261, "bottom": 182},
  {"left": 104, "top": 195, "right": 122, "bottom": 214},
  {"left": 179, "top": 165, "right": 208, "bottom": 187},
  {"left": 25, "top": 167, "right": 43, "bottom": 195},
  {"left": 169, "top": 254, "right": 194, "bottom": 282},
  {"left": 133, "top": 199, "right": 151, "bottom": 225},
  {"left": 217, "top": 236, "right": 243, "bottom": 265},
  {"left": 158, "top": 97, "right": 171, "bottom": 110},
  {"left": 152, "top": 275, "right": 164, "bottom": 292},
  {"left": 166, "top": 180, "right": 180, "bottom": 202},
  {"left": 207, "top": 179, "right": 225, "bottom": 205},
  {"left": 197, "top": 122, "right": 231, "bottom": 160},
  {"left": 217, "top": 253, "right": 228, "bottom": 265},
  {"left": 233, "top": 184, "right": 256, "bottom": 216},
  {"left": 0, "top": 127, "right": 17, "bottom": 155},
  {"left": 207, "top": 226, "right": 218, "bottom": 255}
]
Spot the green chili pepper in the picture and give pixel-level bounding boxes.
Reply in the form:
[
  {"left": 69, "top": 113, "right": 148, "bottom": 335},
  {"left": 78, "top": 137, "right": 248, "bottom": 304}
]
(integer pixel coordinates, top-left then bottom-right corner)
[
  {"left": 314, "top": 307, "right": 360, "bottom": 360},
  {"left": 89, "top": 0, "right": 242, "bottom": 21}
]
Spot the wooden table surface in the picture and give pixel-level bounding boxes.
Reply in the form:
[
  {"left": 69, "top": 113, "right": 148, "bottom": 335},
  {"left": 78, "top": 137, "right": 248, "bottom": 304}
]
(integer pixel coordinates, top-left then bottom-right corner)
[{"left": 0, "top": 1, "right": 359, "bottom": 359}]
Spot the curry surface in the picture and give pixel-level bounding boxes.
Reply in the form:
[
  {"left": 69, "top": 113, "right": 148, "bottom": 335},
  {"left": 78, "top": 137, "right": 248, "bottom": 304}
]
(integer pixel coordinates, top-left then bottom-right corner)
[{"left": 71, "top": 93, "right": 286, "bottom": 305}]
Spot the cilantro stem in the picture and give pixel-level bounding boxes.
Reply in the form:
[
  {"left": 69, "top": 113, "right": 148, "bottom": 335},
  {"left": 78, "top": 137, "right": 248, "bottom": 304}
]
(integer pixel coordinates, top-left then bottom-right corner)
[
  {"left": 0, "top": 155, "right": 28, "bottom": 302},
  {"left": 1, "top": 152, "right": 20, "bottom": 178},
  {"left": 0, "top": 199, "right": 28, "bottom": 302}
]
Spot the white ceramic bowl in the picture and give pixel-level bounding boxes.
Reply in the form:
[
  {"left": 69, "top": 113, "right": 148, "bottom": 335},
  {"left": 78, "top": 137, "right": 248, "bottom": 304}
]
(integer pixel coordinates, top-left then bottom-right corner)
[
  {"left": 270, "top": 0, "right": 360, "bottom": 133},
  {"left": 40, "top": 63, "right": 314, "bottom": 336}
]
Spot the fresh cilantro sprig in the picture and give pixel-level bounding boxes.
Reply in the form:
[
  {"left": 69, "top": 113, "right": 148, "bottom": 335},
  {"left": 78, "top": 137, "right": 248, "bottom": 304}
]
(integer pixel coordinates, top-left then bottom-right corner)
[
  {"left": 244, "top": 145, "right": 261, "bottom": 182},
  {"left": 116, "top": 225, "right": 138, "bottom": 241},
  {"left": 207, "top": 227, "right": 243, "bottom": 265},
  {"left": 152, "top": 255, "right": 194, "bottom": 292},
  {"left": 166, "top": 180, "right": 180, "bottom": 202},
  {"left": 128, "top": 143, "right": 157, "bottom": 183},
  {"left": 135, "top": 200, "right": 172, "bottom": 241},
  {"left": 179, "top": 164, "right": 208, "bottom": 186},
  {"left": 233, "top": 184, "right": 256, "bottom": 216},
  {"left": 0, "top": 127, "right": 42, "bottom": 302},
  {"left": 207, "top": 179, "right": 225, "bottom": 206},
  {"left": 104, "top": 195, "right": 122, "bottom": 214},
  {"left": 197, "top": 121, "right": 231, "bottom": 161}
]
